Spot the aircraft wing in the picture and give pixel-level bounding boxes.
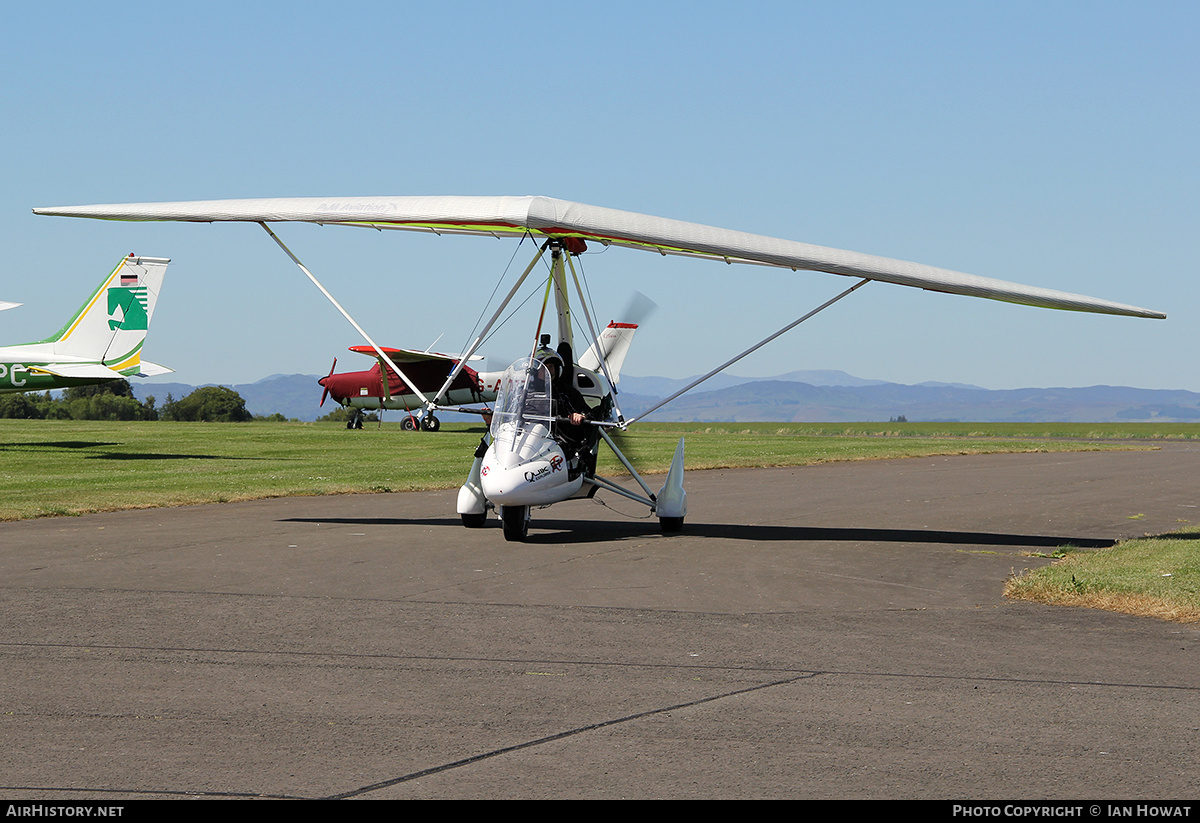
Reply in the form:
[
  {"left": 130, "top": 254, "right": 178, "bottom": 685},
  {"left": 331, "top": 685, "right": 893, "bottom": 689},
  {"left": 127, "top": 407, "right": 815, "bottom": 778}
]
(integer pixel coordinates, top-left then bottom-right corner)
[
  {"left": 348, "top": 345, "right": 484, "bottom": 364},
  {"left": 33, "top": 195, "right": 1165, "bottom": 319},
  {"left": 0, "top": 301, "right": 21, "bottom": 312}
]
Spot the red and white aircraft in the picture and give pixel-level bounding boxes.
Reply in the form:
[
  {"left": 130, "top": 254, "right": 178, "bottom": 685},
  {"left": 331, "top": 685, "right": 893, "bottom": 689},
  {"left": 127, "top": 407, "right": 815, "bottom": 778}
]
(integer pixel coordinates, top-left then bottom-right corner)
[{"left": 318, "top": 321, "right": 639, "bottom": 431}]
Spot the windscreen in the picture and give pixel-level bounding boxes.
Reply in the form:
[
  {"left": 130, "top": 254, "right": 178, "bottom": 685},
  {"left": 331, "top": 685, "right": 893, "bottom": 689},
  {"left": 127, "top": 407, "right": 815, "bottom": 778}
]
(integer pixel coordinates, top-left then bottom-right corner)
[{"left": 490, "top": 357, "right": 553, "bottom": 440}]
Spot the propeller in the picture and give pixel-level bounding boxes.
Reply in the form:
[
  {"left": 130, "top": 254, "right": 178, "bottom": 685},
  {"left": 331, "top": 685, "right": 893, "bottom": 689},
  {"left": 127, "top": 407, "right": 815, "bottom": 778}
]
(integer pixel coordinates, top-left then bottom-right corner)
[
  {"left": 620, "top": 290, "right": 658, "bottom": 326},
  {"left": 319, "top": 357, "right": 337, "bottom": 407}
]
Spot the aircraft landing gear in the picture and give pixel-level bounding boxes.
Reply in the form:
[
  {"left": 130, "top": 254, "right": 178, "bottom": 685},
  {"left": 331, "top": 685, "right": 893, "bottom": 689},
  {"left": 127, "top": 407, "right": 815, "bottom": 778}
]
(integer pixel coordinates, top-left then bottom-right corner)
[
  {"left": 346, "top": 409, "right": 365, "bottom": 429},
  {"left": 402, "top": 413, "right": 439, "bottom": 432},
  {"left": 659, "top": 516, "right": 684, "bottom": 534},
  {"left": 461, "top": 511, "right": 487, "bottom": 528},
  {"left": 501, "top": 505, "right": 529, "bottom": 542}
]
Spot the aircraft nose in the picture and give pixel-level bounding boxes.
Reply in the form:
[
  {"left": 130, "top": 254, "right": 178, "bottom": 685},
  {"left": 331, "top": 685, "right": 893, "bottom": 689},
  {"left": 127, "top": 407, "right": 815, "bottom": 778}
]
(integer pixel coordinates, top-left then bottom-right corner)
[{"left": 319, "top": 375, "right": 347, "bottom": 400}]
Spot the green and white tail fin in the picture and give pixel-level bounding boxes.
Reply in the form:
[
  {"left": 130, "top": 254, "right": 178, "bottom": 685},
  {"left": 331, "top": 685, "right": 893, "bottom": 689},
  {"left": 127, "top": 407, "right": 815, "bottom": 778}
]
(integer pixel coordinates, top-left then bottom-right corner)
[{"left": 39, "top": 254, "right": 171, "bottom": 376}]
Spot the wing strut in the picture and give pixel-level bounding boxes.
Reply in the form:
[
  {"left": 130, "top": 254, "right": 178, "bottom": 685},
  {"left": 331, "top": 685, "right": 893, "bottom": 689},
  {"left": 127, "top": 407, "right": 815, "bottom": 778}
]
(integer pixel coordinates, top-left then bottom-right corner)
[
  {"left": 627, "top": 278, "right": 871, "bottom": 425},
  {"left": 259, "top": 222, "right": 432, "bottom": 405}
]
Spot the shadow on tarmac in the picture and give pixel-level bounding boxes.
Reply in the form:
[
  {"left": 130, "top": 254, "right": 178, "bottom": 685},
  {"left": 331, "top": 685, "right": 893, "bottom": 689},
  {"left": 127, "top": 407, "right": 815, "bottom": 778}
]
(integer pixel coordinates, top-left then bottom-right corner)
[{"left": 278, "top": 515, "right": 1115, "bottom": 548}]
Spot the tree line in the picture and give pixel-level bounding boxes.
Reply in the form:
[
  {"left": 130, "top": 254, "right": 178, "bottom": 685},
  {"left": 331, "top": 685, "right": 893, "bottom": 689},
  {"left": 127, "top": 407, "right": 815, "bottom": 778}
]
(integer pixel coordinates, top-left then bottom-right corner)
[{"left": 0, "top": 381, "right": 261, "bottom": 422}]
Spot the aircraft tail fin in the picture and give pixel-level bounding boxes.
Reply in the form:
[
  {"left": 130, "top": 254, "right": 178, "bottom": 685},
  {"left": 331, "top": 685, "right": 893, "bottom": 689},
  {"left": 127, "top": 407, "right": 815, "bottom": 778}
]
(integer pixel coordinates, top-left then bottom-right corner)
[
  {"left": 577, "top": 322, "right": 638, "bottom": 384},
  {"left": 38, "top": 254, "right": 170, "bottom": 375}
]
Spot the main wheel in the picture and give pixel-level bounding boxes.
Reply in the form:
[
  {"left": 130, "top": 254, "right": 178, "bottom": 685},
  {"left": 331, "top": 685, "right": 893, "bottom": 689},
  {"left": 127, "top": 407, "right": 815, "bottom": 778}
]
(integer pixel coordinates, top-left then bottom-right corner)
[
  {"left": 401, "top": 416, "right": 417, "bottom": 431},
  {"left": 461, "top": 511, "right": 487, "bottom": 528},
  {"left": 421, "top": 415, "right": 441, "bottom": 432},
  {"left": 659, "top": 516, "right": 684, "bottom": 534},
  {"left": 501, "top": 505, "right": 529, "bottom": 542}
]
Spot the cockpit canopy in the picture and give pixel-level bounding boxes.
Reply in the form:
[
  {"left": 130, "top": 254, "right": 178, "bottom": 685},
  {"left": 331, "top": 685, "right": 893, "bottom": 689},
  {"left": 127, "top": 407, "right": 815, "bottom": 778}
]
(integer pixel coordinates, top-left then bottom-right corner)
[{"left": 490, "top": 357, "right": 554, "bottom": 439}]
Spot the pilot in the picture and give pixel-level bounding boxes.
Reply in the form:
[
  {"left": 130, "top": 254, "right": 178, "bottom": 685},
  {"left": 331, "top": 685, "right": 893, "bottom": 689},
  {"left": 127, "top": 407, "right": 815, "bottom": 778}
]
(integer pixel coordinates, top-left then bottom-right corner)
[{"left": 536, "top": 346, "right": 600, "bottom": 474}]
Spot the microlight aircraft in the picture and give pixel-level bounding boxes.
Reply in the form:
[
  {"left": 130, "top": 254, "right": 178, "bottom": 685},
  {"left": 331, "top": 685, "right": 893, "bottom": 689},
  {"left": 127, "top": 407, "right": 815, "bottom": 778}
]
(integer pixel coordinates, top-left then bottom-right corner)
[
  {"left": 33, "top": 196, "right": 1164, "bottom": 540},
  {"left": 0, "top": 253, "right": 171, "bottom": 395},
  {"left": 319, "top": 321, "right": 639, "bottom": 431}
]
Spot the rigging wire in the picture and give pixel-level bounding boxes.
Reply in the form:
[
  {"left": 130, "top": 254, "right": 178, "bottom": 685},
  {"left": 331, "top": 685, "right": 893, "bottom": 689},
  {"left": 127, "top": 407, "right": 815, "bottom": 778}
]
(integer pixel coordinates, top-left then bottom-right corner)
[
  {"left": 458, "top": 231, "right": 533, "bottom": 358},
  {"left": 478, "top": 272, "right": 553, "bottom": 351},
  {"left": 573, "top": 251, "right": 608, "bottom": 356}
]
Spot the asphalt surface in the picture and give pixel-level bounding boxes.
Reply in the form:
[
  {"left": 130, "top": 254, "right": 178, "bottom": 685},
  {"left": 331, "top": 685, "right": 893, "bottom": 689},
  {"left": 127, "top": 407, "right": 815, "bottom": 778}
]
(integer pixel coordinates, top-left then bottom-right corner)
[{"left": 1, "top": 444, "right": 1197, "bottom": 799}]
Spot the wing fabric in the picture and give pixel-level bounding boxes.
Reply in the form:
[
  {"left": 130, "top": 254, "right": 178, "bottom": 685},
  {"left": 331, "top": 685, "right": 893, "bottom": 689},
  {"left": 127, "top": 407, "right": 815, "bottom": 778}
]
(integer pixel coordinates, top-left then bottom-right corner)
[{"left": 32, "top": 196, "right": 1164, "bottom": 319}]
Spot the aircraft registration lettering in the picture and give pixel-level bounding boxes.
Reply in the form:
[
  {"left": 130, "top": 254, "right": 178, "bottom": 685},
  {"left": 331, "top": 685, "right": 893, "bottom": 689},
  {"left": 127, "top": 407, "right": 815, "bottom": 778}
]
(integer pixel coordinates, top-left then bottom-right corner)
[{"left": 0, "top": 363, "right": 28, "bottom": 387}]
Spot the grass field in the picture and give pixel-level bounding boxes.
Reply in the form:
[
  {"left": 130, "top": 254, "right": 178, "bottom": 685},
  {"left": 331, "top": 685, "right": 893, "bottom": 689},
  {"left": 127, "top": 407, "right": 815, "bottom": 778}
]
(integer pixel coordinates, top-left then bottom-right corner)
[
  {"left": 0, "top": 418, "right": 1166, "bottom": 521},
  {"left": 2, "top": 418, "right": 1195, "bottom": 623}
]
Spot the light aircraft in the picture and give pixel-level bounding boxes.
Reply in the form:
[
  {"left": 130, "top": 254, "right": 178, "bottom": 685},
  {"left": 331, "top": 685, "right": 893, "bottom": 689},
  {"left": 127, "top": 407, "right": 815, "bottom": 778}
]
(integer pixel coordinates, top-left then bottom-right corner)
[
  {"left": 319, "top": 321, "right": 640, "bottom": 431},
  {"left": 0, "top": 253, "right": 171, "bottom": 395},
  {"left": 32, "top": 196, "right": 1164, "bottom": 541}
]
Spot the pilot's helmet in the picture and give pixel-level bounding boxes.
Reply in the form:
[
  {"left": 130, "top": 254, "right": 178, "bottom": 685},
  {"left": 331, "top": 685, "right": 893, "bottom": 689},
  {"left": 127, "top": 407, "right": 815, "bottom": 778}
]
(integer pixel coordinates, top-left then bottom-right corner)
[{"left": 536, "top": 348, "right": 563, "bottom": 378}]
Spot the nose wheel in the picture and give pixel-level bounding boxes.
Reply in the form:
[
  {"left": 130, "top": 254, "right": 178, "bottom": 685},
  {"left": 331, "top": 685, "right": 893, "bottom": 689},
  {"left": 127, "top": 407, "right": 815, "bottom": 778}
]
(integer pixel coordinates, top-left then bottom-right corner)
[{"left": 501, "top": 505, "right": 529, "bottom": 541}]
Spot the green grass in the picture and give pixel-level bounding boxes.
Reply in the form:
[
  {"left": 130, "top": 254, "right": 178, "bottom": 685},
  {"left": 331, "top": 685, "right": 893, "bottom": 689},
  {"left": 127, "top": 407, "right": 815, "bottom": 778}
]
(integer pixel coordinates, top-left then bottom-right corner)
[
  {"left": 0, "top": 419, "right": 1169, "bottom": 521},
  {"left": 1006, "top": 529, "right": 1200, "bottom": 623},
  {"left": 720, "top": 421, "right": 1200, "bottom": 440},
  {"left": 0, "top": 420, "right": 481, "bottom": 520}
]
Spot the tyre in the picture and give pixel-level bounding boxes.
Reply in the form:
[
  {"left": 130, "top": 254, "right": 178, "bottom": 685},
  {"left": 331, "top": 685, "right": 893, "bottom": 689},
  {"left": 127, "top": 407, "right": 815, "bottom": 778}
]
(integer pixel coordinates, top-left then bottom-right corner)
[
  {"left": 401, "top": 416, "right": 417, "bottom": 431},
  {"left": 659, "top": 516, "right": 684, "bottom": 534},
  {"left": 461, "top": 512, "right": 487, "bottom": 528},
  {"left": 421, "top": 415, "right": 441, "bottom": 432},
  {"left": 501, "top": 505, "right": 528, "bottom": 542}
]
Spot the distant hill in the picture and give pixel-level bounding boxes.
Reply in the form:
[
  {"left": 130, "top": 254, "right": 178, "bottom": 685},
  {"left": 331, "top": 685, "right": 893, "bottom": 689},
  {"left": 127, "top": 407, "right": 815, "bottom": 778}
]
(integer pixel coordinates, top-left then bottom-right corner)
[
  {"left": 132, "top": 371, "right": 1200, "bottom": 423},
  {"left": 134, "top": 374, "right": 329, "bottom": 422},
  {"left": 619, "top": 380, "right": 1200, "bottom": 423},
  {"left": 619, "top": 369, "right": 896, "bottom": 397}
]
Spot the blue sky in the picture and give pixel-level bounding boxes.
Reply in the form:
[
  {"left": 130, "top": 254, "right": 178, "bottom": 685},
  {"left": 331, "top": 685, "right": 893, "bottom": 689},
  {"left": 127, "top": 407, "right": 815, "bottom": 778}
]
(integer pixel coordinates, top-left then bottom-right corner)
[{"left": 3, "top": 2, "right": 1196, "bottom": 392}]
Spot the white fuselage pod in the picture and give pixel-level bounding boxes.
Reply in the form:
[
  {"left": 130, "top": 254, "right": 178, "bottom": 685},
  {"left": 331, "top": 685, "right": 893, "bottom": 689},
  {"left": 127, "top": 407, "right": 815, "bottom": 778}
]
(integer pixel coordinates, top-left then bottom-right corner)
[
  {"left": 479, "top": 357, "right": 586, "bottom": 507},
  {"left": 479, "top": 421, "right": 582, "bottom": 506}
]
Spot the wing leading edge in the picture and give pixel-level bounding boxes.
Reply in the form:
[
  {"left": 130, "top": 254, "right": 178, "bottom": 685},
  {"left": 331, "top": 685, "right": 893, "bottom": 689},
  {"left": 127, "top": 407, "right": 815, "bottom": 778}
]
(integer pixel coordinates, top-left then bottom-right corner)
[{"left": 32, "top": 195, "right": 1165, "bottom": 319}]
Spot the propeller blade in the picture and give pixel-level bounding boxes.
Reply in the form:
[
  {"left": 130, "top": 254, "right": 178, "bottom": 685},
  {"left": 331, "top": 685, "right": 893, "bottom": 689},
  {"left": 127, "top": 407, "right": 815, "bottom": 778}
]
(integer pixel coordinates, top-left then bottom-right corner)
[
  {"left": 621, "top": 290, "right": 658, "bottom": 326},
  {"left": 319, "top": 357, "right": 337, "bottom": 407}
]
